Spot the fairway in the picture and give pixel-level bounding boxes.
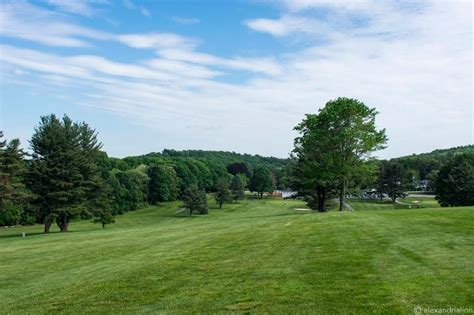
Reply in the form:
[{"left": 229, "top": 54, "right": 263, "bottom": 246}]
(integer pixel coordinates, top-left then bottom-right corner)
[{"left": 1, "top": 198, "right": 473, "bottom": 314}]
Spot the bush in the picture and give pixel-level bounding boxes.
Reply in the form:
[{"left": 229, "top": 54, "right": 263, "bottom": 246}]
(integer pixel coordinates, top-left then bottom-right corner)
[{"left": 0, "top": 201, "right": 22, "bottom": 226}]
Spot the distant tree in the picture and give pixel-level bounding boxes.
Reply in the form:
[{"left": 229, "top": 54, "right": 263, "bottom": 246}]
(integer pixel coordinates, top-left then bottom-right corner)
[
  {"left": 230, "top": 174, "right": 245, "bottom": 201},
  {"left": 248, "top": 166, "right": 274, "bottom": 199},
  {"left": 294, "top": 98, "right": 387, "bottom": 211},
  {"left": 435, "top": 153, "right": 474, "bottom": 207},
  {"left": 377, "top": 161, "right": 407, "bottom": 203},
  {"left": 182, "top": 186, "right": 208, "bottom": 215},
  {"left": 214, "top": 177, "right": 232, "bottom": 208},
  {"left": 92, "top": 208, "right": 115, "bottom": 228},
  {"left": 147, "top": 164, "right": 179, "bottom": 204},
  {"left": 27, "top": 115, "right": 103, "bottom": 233},
  {"left": 227, "top": 162, "right": 250, "bottom": 176}
]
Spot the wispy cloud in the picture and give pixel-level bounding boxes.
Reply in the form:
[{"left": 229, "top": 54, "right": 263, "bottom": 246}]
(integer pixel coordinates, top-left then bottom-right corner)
[
  {"left": 116, "top": 33, "right": 198, "bottom": 49},
  {"left": 44, "top": 0, "right": 110, "bottom": 16},
  {"left": 172, "top": 16, "right": 200, "bottom": 25}
]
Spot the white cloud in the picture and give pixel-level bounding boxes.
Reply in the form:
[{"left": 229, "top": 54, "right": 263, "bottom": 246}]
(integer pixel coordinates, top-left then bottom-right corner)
[
  {"left": 172, "top": 16, "right": 201, "bottom": 25},
  {"left": 157, "top": 49, "right": 283, "bottom": 76},
  {"left": 116, "top": 33, "right": 198, "bottom": 49},
  {"left": 245, "top": 15, "right": 330, "bottom": 37},
  {"left": 0, "top": 1, "right": 110, "bottom": 47}
]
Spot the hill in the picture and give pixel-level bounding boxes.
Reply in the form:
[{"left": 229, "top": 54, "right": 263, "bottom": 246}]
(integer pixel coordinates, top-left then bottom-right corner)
[{"left": 1, "top": 198, "right": 472, "bottom": 313}]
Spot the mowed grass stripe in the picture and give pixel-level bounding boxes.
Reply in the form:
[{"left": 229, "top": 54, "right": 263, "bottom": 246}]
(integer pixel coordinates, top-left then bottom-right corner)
[{"left": 1, "top": 198, "right": 472, "bottom": 314}]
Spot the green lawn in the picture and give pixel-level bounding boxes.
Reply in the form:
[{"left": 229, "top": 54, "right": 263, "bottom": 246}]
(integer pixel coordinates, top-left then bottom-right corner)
[
  {"left": 1, "top": 198, "right": 473, "bottom": 314},
  {"left": 345, "top": 196, "right": 440, "bottom": 211}
]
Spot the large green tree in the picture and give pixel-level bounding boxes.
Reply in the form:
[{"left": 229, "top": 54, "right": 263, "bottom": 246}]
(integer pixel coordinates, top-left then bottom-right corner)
[
  {"left": 294, "top": 97, "right": 387, "bottom": 211},
  {"left": 248, "top": 166, "right": 274, "bottom": 199},
  {"left": 435, "top": 153, "right": 474, "bottom": 207},
  {"left": 28, "top": 115, "right": 103, "bottom": 233}
]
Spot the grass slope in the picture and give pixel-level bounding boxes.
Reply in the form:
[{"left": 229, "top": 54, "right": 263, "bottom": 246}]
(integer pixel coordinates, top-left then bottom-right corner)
[{"left": 1, "top": 198, "right": 473, "bottom": 314}]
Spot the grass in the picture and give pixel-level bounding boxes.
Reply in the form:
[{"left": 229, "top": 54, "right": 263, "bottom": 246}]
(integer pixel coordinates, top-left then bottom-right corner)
[
  {"left": 1, "top": 197, "right": 473, "bottom": 314},
  {"left": 345, "top": 196, "right": 440, "bottom": 211}
]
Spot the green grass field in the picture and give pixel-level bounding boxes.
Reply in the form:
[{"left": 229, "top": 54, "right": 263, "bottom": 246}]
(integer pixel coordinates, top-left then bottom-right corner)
[{"left": 1, "top": 197, "right": 473, "bottom": 314}]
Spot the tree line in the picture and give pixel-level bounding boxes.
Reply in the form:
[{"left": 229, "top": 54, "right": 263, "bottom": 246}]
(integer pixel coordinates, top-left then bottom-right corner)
[
  {"left": 1, "top": 99, "right": 471, "bottom": 228},
  {"left": 0, "top": 115, "right": 280, "bottom": 230}
]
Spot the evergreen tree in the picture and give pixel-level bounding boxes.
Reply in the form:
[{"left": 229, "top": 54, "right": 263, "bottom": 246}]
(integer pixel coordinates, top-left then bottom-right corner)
[
  {"left": 230, "top": 174, "right": 245, "bottom": 201},
  {"left": 0, "top": 133, "right": 29, "bottom": 225},
  {"left": 182, "top": 186, "right": 208, "bottom": 215},
  {"left": 248, "top": 166, "right": 274, "bottom": 199},
  {"left": 28, "top": 115, "right": 103, "bottom": 233},
  {"left": 214, "top": 177, "right": 232, "bottom": 209}
]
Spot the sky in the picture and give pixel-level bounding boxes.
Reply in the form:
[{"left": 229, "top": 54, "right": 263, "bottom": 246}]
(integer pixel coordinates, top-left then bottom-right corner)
[{"left": 0, "top": 0, "right": 472, "bottom": 159}]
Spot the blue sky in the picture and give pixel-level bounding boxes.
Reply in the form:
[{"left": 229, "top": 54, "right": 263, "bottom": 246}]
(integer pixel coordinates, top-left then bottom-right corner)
[{"left": 0, "top": 0, "right": 472, "bottom": 158}]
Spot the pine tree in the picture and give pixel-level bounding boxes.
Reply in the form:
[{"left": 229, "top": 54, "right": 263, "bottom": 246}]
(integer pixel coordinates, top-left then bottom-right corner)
[
  {"left": 28, "top": 115, "right": 103, "bottom": 233},
  {"left": 0, "top": 132, "right": 28, "bottom": 226}
]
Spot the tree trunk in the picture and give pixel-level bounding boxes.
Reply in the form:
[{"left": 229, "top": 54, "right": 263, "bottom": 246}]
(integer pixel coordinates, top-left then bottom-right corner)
[
  {"left": 56, "top": 215, "right": 69, "bottom": 232},
  {"left": 44, "top": 219, "right": 53, "bottom": 234},
  {"left": 339, "top": 181, "right": 346, "bottom": 211},
  {"left": 219, "top": 200, "right": 223, "bottom": 209},
  {"left": 316, "top": 186, "right": 326, "bottom": 212},
  {"left": 260, "top": 192, "right": 263, "bottom": 199},
  {"left": 102, "top": 222, "right": 105, "bottom": 229}
]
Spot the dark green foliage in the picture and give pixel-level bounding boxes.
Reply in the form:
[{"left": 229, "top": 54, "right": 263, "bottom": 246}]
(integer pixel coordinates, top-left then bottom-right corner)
[
  {"left": 227, "top": 162, "right": 250, "bottom": 176},
  {"left": 435, "top": 153, "right": 474, "bottom": 207},
  {"left": 248, "top": 166, "right": 274, "bottom": 198},
  {"left": 110, "top": 168, "right": 149, "bottom": 213},
  {"left": 147, "top": 164, "right": 179, "bottom": 204},
  {"left": 230, "top": 175, "right": 245, "bottom": 201},
  {"left": 27, "top": 115, "right": 103, "bottom": 233},
  {"left": 378, "top": 161, "right": 407, "bottom": 202},
  {"left": 393, "top": 145, "right": 474, "bottom": 180},
  {"left": 174, "top": 160, "right": 199, "bottom": 194},
  {"left": 0, "top": 201, "right": 22, "bottom": 226},
  {"left": 0, "top": 133, "right": 31, "bottom": 226},
  {"left": 182, "top": 187, "right": 208, "bottom": 215},
  {"left": 214, "top": 177, "right": 232, "bottom": 208}
]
